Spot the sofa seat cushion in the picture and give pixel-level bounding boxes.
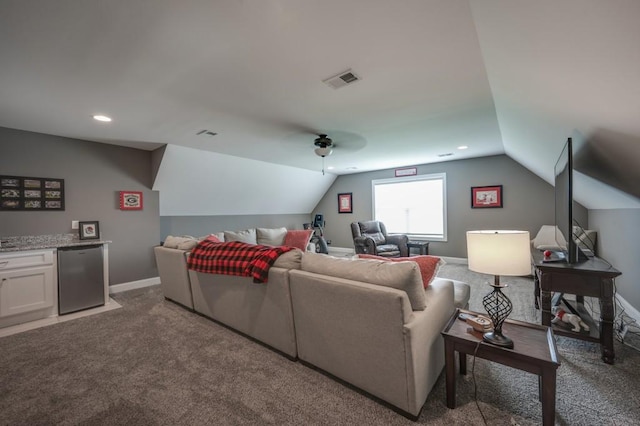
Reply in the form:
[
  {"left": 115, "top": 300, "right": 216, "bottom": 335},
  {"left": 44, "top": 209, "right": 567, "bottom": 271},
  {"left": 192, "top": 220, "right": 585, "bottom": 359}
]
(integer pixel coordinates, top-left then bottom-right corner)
[
  {"left": 375, "top": 244, "right": 400, "bottom": 255},
  {"left": 301, "top": 252, "right": 426, "bottom": 310}
]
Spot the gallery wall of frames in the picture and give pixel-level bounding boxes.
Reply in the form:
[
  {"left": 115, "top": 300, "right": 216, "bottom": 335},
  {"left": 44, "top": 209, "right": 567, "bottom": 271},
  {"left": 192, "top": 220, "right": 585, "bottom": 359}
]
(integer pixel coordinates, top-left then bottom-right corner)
[{"left": 0, "top": 175, "right": 65, "bottom": 211}]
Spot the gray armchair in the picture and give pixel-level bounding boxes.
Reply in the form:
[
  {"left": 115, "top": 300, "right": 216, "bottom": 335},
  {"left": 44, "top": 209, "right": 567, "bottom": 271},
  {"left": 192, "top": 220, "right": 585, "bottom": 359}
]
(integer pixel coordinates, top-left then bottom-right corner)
[{"left": 351, "top": 221, "right": 409, "bottom": 257}]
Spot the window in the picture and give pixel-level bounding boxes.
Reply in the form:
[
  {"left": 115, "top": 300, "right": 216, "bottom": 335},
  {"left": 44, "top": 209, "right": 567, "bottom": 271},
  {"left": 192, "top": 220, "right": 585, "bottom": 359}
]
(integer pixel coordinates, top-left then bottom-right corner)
[{"left": 372, "top": 173, "right": 447, "bottom": 241}]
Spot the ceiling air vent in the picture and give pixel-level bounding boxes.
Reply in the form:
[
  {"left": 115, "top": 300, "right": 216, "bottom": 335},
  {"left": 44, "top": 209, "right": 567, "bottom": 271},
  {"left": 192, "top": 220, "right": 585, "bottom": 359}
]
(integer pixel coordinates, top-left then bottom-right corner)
[
  {"left": 438, "top": 153, "right": 454, "bottom": 158},
  {"left": 322, "top": 69, "right": 361, "bottom": 89}
]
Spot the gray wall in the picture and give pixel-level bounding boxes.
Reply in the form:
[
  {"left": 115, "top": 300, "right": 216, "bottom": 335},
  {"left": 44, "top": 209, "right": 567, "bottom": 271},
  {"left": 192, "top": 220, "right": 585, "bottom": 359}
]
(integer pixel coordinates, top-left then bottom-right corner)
[
  {"left": 589, "top": 209, "right": 640, "bottom": 310},
  {"left": 0, "top": 127, "right": 160, "bottom": 285},
  {"left": 313, "top": 155, "right": 588, "bottom": 257},
  {"left": 160, "top": 214, "right": 312, "bottom": 239}
]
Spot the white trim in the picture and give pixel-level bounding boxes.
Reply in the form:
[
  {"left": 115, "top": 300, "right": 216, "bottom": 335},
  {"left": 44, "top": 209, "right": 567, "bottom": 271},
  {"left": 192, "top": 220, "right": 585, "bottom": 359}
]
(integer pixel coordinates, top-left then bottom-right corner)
[
  {"left": 327, "top": 246, "right": 355, "bottom": 257},
  {"left": 616, "top": 292, "right": 640, "bottom": 325},
  {"left": 109, "top": 277, "right": 160, "bottom": 294},
  {"left": 441, "top": 256, "right": 467, "bottom": 265},
  {"left": 371, "top": 172, "right": 447, "bottom": 242}
]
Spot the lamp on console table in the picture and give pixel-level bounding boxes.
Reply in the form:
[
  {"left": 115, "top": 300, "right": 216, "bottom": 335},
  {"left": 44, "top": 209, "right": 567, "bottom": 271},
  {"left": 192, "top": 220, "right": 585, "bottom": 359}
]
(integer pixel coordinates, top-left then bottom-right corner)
[{"left": 466, "top": 230, "right": 531, "bottom": 349}]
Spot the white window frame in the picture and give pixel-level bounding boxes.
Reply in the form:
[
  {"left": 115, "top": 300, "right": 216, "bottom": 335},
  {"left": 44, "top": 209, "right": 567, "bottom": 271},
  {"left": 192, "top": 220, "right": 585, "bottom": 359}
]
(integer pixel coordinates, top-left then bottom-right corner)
[{"left": 371, "top": 173, "right": 447, "bottom": 242}]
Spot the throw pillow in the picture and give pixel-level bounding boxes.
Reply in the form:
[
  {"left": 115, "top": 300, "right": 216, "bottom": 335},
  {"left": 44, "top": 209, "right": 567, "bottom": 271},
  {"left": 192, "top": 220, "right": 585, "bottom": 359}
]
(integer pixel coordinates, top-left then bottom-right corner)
[
  {"left": 224, "top": 229, "right": 257, "bottom": 244},
  {"left": 358, "top": 254, "right": 444, "bottom": 288},
  {"left": 283, "top": 229, "right": 313, "bottom": 251},
  {"left": 256, "top": 227, "right": 288, "bottom": 246}
]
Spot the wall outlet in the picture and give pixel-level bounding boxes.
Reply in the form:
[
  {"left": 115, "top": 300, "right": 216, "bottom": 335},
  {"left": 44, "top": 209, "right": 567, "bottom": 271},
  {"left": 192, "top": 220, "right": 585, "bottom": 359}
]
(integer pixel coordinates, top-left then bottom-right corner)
[{"left": 71, "top": 220, "right": 79, "bottom": 230}]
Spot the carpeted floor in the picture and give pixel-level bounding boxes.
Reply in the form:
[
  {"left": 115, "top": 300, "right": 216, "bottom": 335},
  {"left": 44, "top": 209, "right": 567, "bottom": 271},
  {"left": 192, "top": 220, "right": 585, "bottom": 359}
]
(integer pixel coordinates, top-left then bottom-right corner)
[{"left": 1, "top": 263, "right": 639, "bottom": 425}]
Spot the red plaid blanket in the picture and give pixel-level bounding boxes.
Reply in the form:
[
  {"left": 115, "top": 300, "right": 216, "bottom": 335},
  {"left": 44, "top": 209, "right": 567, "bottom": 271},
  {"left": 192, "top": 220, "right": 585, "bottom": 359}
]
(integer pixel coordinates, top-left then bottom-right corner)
[{"left": 187, "top": 238, "right": 293, "bottom": 283}]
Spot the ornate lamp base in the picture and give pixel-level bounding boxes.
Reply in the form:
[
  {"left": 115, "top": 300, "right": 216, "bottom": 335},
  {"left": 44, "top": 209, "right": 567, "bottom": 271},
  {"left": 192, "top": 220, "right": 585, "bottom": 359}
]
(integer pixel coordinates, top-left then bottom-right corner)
[{"left": 483, "top": 331, "right": 514, "bottom": 348}]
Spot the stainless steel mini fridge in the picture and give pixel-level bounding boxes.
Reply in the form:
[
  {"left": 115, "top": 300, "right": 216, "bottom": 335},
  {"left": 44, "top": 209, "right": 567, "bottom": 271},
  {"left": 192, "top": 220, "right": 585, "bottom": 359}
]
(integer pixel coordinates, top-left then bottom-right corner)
[{"left": 57, "top": 245, "right": 105, "bottom": 315}]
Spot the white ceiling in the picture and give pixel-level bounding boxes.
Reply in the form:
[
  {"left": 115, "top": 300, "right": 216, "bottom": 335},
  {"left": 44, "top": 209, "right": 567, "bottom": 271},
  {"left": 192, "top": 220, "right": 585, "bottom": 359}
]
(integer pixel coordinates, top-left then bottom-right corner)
[{"left": 1, "top": 0, "right": 638, "bottom": 214}]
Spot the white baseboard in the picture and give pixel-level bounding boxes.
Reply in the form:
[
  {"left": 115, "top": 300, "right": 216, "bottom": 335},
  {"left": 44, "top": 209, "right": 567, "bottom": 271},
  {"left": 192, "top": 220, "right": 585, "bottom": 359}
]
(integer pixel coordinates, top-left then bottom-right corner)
[
  {"left": 110, "top": 277, "right": 160, "bottom": 294},
  {"left": 441, "top": 256, "right": 467, "bottom": 265},
  {"left": 616, "top": 292, "right": 640, "bottom": 325},
  {"left": 327, "top": 246, "right": 355, "bottom": 257}
]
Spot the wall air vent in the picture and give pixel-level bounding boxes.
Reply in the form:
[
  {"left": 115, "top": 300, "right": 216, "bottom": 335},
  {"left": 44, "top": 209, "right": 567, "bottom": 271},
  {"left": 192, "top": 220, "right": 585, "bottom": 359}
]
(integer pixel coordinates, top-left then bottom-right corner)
[
  {"left": 196, "top": 130, "right": 218, "bottom": 136},
  {"left": 322, "top": 69, "right": 361, "bottom": 89}
]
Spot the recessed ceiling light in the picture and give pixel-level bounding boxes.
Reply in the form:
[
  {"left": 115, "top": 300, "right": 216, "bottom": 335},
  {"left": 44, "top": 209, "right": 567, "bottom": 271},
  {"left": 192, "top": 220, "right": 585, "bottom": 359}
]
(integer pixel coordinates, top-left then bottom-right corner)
[
  {"left": 327, "top": 166, "right": 335, "bottom": 170},
  {"left": 457, "top": 145, "right": 468, "bottom": 150},
  {"left": 93, "top": 115, "right": 112, "bottom": 122}
]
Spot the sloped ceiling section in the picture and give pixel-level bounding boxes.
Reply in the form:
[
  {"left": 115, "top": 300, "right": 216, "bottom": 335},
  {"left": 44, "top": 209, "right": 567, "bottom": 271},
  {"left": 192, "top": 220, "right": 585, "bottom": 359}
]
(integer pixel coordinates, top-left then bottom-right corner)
[
  {"left": 470, "top": 0, "right": 640, "bottom": 209},
  {"left": 152, "top": 145, "right": 336, "bottom": 216}
]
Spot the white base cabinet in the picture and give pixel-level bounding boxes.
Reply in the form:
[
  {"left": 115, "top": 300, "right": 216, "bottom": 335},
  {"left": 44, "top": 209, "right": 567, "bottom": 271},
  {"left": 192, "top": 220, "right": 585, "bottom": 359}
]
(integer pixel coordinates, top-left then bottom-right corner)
[{"left": 0, "top": 250, "right": 57, "bottom": 328}]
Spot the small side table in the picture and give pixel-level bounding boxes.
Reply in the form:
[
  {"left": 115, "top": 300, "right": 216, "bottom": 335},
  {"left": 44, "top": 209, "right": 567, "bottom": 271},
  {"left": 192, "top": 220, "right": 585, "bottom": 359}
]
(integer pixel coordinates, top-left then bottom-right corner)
[
  {"left": 407, "top": 241, "right": 429, "bottom": 256},
  {"left": 442, "top": 309, "right": 560, "bottom": 426}
]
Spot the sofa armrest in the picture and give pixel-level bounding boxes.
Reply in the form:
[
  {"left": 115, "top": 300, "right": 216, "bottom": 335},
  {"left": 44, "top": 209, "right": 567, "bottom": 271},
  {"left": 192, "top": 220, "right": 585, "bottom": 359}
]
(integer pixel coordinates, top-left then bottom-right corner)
[
  {"left": 290, "top": 270, "right": 415, "bottom": 413},
  {"left": 353, "top": 235, "right": 376, "bottom": 254},
  {"left": 386, "top": 234, "right": 409, "bottom": 256},
  {"left": 153, "top": 246, "right": 194, "bottom": 309},
  {"left": 402, "top": 279, "right": 455, "bottom": 414}
]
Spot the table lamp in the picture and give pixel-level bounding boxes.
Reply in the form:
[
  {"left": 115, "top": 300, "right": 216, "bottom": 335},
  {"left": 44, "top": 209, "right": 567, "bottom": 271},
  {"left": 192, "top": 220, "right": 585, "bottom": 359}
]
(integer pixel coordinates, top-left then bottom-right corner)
[{"left": 466, "top": 230, "right": 531, "bottom": 349}]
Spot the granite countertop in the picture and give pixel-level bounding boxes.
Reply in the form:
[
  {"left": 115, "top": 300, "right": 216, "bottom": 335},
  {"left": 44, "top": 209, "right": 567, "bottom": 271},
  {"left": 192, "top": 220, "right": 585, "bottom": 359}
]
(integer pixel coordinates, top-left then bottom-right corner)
[{"left": 0, "top": 234, "right": 111, "bottom": 253}]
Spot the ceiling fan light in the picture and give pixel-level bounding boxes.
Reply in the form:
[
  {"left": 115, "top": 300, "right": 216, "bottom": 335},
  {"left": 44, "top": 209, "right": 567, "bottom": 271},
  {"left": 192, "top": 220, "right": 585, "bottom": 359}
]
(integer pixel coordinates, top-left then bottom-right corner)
[{"left": 315, "top": 147, "right": 333, "bottom": 157}]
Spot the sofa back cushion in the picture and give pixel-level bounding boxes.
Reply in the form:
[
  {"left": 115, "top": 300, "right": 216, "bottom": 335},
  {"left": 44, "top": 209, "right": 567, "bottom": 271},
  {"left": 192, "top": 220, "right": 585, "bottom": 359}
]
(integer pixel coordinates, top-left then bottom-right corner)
[
  {"left": 272, "top": 248, "right": 303, "bottom": 270},
  {"left": 301, "top": 252, "right": 426, "bottom": 310},
  {"left": 224, "top": 229, "right": 257, "bottom": 244},
  {"left": 358, "top": 254, "right": 444, "bottom": 288},
  {"left": 257, "top": 227, "right": 288, "bottom": 246},
  {"left": 163, "top": 235, "right": 198, "bottom": 250}
]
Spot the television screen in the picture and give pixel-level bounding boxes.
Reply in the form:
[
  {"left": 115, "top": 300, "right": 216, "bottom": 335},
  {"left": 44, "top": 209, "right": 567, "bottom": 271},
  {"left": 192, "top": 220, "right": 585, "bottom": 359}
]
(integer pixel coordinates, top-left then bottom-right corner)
[{"left": 554, "top": 137, "right": 581, "bottom": 263}]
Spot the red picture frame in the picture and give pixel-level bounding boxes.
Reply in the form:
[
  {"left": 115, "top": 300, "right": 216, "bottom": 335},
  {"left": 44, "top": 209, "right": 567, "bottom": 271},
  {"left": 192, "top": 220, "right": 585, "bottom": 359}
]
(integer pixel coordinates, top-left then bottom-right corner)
[
  {"left": 471, "top": 185, "right": 503, "bottom": 208},
  {"left": 338, "top": 192, "right": 353, "bottom": 213},
  {"left": 119, "top": 191, "right": 143, "bottom": 210}
]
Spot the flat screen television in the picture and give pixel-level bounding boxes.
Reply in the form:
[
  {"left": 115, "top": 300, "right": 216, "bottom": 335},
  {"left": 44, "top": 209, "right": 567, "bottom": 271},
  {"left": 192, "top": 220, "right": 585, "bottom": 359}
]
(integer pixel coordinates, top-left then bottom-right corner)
[{"left": 554, "top": 137, "right": 586, "bottom": 263}]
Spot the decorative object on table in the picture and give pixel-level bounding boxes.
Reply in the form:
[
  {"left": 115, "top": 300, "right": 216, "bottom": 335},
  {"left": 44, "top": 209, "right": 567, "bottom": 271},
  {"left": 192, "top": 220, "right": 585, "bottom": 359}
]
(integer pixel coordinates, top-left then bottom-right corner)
[
  {"left": 119, "top": 191, "right": 143, "bottom": 210},
  {"left": 0, "top": 175, "right": 65, "bottom": 211},
  {"left": 466, "top": 230, "right": 531, "bottom": 348},
  {"left": 551, "top": 306, "right": 590, "bottom": 332},
  {"left": 338, "top": 192, "right": 352, "bottom": 213},
  {"left": 395, "top": 167, "right": 417, "bottom": 177},
  {"left": 471, "top": 185, "right": 503, "bottom": 208},
  {"left": 79, "top": 221, "right": 100, "bottom": 240}
]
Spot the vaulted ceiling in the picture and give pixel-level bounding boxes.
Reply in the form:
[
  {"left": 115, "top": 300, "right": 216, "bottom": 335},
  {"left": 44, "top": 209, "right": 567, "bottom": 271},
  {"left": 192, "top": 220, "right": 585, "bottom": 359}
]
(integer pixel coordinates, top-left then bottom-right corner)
[{"left": 1, "top": 0, "right": 638, "bottom": 215}]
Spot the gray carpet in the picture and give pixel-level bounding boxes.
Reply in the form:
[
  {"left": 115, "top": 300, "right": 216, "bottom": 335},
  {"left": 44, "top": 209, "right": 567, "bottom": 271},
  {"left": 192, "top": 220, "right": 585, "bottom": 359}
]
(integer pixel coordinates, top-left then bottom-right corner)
[{"left": 1, "top": 264, "right": 639, "bottom": 425}]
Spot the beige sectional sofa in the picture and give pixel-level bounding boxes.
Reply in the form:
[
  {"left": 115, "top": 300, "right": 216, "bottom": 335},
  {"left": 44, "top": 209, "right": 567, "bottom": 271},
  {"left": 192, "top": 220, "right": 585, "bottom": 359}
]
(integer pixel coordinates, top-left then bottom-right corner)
[{"left": 154, "top": 238, "right": 470, "bottom": 418}]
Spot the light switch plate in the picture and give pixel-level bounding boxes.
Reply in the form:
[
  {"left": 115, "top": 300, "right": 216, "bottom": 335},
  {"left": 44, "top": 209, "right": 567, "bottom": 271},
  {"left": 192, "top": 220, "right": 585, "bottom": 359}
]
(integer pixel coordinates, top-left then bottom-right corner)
[{"left": 72, "top": 220, "right": 79, "bottom": 230}]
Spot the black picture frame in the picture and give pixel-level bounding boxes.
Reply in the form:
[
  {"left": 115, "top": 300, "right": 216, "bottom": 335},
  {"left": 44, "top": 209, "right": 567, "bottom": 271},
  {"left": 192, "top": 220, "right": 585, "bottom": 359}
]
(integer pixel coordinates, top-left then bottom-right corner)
[
  {"left": 0, "top": 175, "right": 65, "bottom": 211},
  {"left": 79, "top": 221, "right": 100, "bottom": 240},
  {"left": 471, "top": 185, "right": 503, "bottom": 208},
  {"left": 338, "top": 192, "right": 353, "bottom": 214}
]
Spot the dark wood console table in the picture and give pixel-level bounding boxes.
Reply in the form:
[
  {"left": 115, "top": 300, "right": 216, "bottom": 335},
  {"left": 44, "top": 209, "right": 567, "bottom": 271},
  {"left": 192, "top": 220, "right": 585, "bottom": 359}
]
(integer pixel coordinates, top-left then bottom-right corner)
[
  {"left": 533, "top": 251, "right": 621, "bottom": 364},
  {"left": 407, "top": 241, "right": 429, "bottom": 256}
]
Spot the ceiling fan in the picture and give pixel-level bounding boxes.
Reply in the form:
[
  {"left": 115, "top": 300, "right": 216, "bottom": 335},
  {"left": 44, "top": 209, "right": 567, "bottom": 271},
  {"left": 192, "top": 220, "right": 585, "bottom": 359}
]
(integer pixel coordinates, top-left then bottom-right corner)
[{"left": 313, "top": 134, "right": 334, "bottom": 158}]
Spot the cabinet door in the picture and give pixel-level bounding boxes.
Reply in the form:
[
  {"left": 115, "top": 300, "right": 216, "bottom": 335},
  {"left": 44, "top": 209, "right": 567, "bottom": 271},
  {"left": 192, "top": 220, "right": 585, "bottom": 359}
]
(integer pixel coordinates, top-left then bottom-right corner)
[{"left": 0, "top": 266, "right": 55, "bottom": 317}]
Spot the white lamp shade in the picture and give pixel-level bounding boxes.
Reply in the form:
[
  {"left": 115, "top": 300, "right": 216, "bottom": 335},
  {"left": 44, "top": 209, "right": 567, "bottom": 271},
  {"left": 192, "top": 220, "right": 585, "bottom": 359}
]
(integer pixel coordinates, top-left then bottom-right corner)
[{"left": 466, "top": 230, "right": 531, "bottom": 276}]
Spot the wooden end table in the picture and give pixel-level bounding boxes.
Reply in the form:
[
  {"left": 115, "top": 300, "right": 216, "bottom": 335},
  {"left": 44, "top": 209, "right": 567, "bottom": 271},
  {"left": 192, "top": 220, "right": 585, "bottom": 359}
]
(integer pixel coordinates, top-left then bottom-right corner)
[
  {"left": 407, "top": 241, "right": 429, "bottom": 256},
  {"left": 442, "top": 309, "right": 560, "bottom": 426}
]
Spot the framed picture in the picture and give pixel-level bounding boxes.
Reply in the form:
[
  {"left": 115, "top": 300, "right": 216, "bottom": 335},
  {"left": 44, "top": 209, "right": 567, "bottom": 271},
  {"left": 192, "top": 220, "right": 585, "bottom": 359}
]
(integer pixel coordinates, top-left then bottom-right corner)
[
  {"left": 79, "top": 221, "right": 100, "bottom": 240},
  {"left": 0, "top": 175, "right": 65, "bottom": 211},
  {"left": 471, "top": 185, "right": 503, "bottom": 208},
  {"left": 338, "top": 192, "right": 353, "bottom": 214},
  {"left": 119, "top": 191, "right": 143, "bottom": 210},
  {"left": 395, "top": 167, "right": 417, "bottom": 177}
]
